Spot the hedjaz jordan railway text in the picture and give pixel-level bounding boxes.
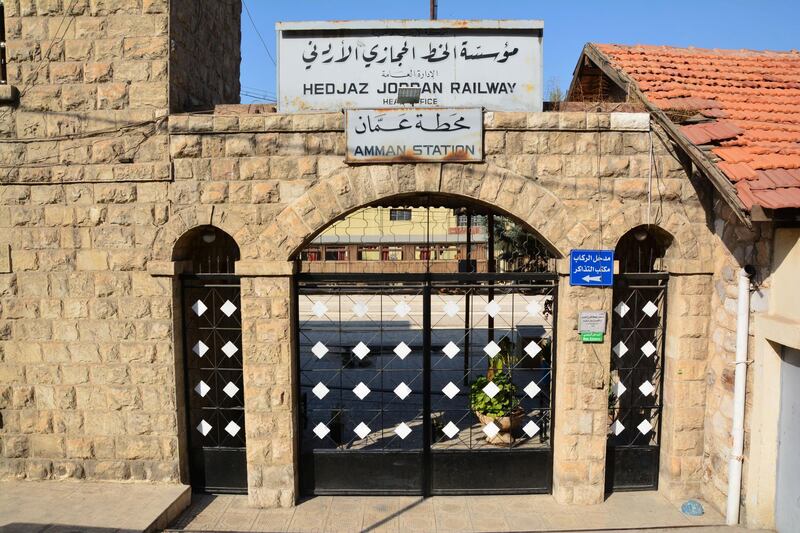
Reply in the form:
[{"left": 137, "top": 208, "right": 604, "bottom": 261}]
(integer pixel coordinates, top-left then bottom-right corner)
[{"left": 303, "top": 81, "right": 518, "bottom": 105}]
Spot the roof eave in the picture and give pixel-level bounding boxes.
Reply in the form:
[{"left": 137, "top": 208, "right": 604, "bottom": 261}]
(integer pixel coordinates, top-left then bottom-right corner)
[{"left": 579, "top": 43, "right": 753, "bottom": 229}]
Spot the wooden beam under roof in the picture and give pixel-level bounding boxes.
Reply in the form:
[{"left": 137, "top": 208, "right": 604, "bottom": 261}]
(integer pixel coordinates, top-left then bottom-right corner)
[{"left": 576, "top": 43, "right": 752, "bottom": 228}]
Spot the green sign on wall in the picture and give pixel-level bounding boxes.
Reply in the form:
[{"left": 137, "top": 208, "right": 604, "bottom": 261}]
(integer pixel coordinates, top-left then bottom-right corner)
[{"left": 580, "top": 332, "right": 604, "bottom": 343}]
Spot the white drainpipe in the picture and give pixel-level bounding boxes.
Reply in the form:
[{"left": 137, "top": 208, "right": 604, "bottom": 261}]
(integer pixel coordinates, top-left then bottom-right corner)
[{"left": 726, "top": 266, "right": 753, "bottom": 525}]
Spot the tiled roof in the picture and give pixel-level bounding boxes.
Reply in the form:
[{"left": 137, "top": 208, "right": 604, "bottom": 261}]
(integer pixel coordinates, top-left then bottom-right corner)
[{"left": 595, "top": 44, "right": 800, "bottom": 210}]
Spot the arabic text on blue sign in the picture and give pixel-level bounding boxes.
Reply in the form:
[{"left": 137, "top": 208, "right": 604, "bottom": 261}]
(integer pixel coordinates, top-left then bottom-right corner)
[{"left": 569, "top": 249, "right": 614, "bottom": 287}]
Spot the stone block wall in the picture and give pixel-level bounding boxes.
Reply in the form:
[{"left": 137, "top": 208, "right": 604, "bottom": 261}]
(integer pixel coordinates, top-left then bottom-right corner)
[
  {"left": 0, "top": 0, "right": 174, "bottom": 184},
  {"left": 169, "top": 0, "right": 241, "bottom": 112},
  {"left": 701, "top": 199, "right": 774, "bottom": 516},
  {"left": 552, "top": 282, "right": 612, "bottom": 504},
  {"left": 0, "top": 108, "right": 733, "bottom": 508},
  {"left": 659, "top": 272, "right": 713, "bottom": 500}
]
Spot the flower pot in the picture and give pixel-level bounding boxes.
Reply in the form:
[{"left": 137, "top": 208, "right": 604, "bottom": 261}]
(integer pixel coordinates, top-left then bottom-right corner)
[{"left": 475, "top": 408, "right": 524, "bottom": 445}]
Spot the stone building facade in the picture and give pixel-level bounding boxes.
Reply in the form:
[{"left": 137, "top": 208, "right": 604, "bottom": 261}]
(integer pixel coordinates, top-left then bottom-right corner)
[{"left": 0, "top": 1, "right": 796, "bottom": 528}]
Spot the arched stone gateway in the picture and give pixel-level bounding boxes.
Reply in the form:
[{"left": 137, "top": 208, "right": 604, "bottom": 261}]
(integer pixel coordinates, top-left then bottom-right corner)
[{"left": 292, "top": 196, "right": 560, "bottom": 496}]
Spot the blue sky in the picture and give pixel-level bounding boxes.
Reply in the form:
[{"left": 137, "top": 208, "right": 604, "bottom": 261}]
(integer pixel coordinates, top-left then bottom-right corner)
[{"left": 239, "top": 0, "right": 797, "bottom": 103}]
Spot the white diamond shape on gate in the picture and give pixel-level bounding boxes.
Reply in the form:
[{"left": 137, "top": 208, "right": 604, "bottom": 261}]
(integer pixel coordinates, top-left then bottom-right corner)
[
  {"left": 194, "top": 380, "right": 210, "bottom": 398},
  {"left": 394, "top": 301, "right": 411, "bottom": 318},
  {"left": 353, "top": 382, "right": 371, "bottom": 400},
  {"left": 642, "top": 301, "right": 658, "bottom": 317},
  {"left": 193, "top": 340, "right": 209, "bottom": 357},
  {"left": 394, "top": 342, "right": 411, "bottom": 360},
  {"left": 523, "top": 381, "right": 541, "bottom": 398},
  {"left": 523, "top": 420, "right": 540, "bottom": 437},
  {"left": 312, "top": 382, "right": 330, "bottom": 400},
  {"left": 225, "top": 421, "right": 241, "bottom": 437},
  {"left": 637, "top": 419, "right": 653, "bottom": 435},
  {"left": 442, "top": 382, "right": 460, "bottom": 400},
  {"left": 526, "top": 300, "right": 542, "bottom": 316},
  {"left": 482, "top": 422, "right": 500, "bottom": 439},
  {"left": 354, "top": 422, "right": 371, "bottom": 439},
  {"left": 611, "top": 420, "right": 625, "bottom": 436},
  {"left": 220, "top": 300, "right": 237, "bottom": 317},
  {"left": 484, "top": 341, "right": 501, "bottom": 358},
  {"left": 613, "top": 341, "right": 628, "bottom": 358},
  {"left": 442, "top": 421, "right": 460, "bottom": 439},
  {"left": 482, "top": 381, "right": 500, "bottom": 399},
  {"left": 524, "top": 341, "right": 542, "bottom": 358},
  {"left": 223, "top": 381, "right": 240, "bottom": 398},
  {"left": 641, "top": 341, "right": 656, "bottom": 357},
  {"left": 197, "top": 420, "right": 212, "bottom": 436},
  {"left": 612, "top": 381, "right": 627, "bottom": 398},
  {"left": 395, "top": 422, "right": 412, "bottom": 440},
  {"left": 192, "top": 300, "right": 207, "bottom": 316},
  {"left": 442, "top": 341, "right": 460, "bottom": 359},
  {"left": 312, "top": 301, "right": 328, "bottom": 318},
  {"left": 639, "top": 380, "right": 655, "bottom": 397},
  {"left": 313, "top": 422, "right": 330, "bottom": 439},
  {"left": 443, "top": 301, "right": 459, "bottom": 317},
  {"left": 614, "top": 301, "right": 630, "bottom": 318},
  {"left": 353, "top": 302, "right": 368, "bottom": 318},
  {"left": 485, "top": 300, "right": 501, "bottom": 318},
  {"left": 394, "top": 382, "right": 412, "bottom": 400},
  {"left": 221, "top": 341, "right": 238, "bottom": 358},
  {"left": 352, "top": 342, "right": 370, "bottom": 360},
  {"left": 312, "top": 341, "right": 328, "bottom": 359}
]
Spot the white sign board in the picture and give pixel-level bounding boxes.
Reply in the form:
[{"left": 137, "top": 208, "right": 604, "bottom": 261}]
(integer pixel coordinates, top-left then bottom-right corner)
[
  {"left": 345, "top": 108, "right": 483, "bottom": 163},
  {"left": 578, "top": 311, "right": 607, "bottom": 334},
  {"left": 277, "top": 20, "right": 543, "bottom": 113}
]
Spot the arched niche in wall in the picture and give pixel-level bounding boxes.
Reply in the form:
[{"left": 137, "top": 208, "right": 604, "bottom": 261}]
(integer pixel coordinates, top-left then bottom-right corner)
[
  {"left": 615, "top": 225, "right": 675, "bottom": 274},
  {"left": 173, "top": 225, "right": 241, "bottom": 275}
]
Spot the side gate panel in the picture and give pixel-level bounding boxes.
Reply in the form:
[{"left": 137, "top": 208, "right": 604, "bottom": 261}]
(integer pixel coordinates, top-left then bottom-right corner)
[
  {"left": 182, "top": 277, "right": 247, "bottom": 493},
  {"left": 606, "top": 273, "right": 668, "bottom": 491}
]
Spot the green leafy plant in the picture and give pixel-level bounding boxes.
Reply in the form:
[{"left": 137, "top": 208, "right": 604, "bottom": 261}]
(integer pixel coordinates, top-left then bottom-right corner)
[{"left": 469, "top": 371, "right": 518, "bottom": 417}]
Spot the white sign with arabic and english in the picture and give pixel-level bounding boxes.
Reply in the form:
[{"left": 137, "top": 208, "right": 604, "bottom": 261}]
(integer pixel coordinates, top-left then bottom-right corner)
[
  {"left": 277, "top": 20, "right": 543, "bottom": 113},
  {"left": 345, "top": 108, "right": 483, "bottom": 163}
]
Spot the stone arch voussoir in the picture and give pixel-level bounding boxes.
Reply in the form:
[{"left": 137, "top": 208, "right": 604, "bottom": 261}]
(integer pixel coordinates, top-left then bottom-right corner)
[
  {"left": 602, "top": 203, "right": 709, "bottom": 263},
  {"left": 153, "top": 205, "right": 257, "bottom": 263},
  {"left": 261, "top": 162, "right": 584, "bottom": 262}
]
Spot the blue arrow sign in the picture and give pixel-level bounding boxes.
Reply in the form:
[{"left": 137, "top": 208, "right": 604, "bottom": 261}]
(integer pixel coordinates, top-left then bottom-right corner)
[{"left": 570, "top": 249, "right": 614, "bottom": 287}]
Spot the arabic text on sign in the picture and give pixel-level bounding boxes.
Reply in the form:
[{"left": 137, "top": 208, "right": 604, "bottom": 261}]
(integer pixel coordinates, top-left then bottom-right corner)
[
  {"left": 352, "top": 112, "right": 472, "bottom": 135},
  {"left": 301, "top": 40, "right": 520, "bottom": 70}
]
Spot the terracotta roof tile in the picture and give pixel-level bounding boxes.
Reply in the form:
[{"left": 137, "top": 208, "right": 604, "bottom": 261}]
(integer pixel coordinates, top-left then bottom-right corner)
[
  {"left": 718, "top": 161, "right": 758, "bottom": 182},
  {"left": 595, "top": 44, "right": 800, "bottom": 210}
]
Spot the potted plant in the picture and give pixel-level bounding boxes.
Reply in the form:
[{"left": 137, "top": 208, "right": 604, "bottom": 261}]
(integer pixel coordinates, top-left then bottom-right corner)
[{"left": 469, "top": 339, "right": 524, "bottom": 445}]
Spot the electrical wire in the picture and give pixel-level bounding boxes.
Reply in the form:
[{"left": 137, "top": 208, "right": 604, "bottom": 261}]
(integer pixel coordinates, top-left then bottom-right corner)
[{"left": 242, "top": 0, "right": 276, "bottom": 66}]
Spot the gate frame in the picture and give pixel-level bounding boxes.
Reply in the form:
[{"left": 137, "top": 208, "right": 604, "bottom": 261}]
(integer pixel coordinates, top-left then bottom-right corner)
[
  {"left": 180, "top": 273, "right": 248, "bottom": 494},
  {"left": 606, "top": 271, "right": 669, "bottom": 492},
  {"left": 294, "top": 271, "right": 559, "bottom": 497}
]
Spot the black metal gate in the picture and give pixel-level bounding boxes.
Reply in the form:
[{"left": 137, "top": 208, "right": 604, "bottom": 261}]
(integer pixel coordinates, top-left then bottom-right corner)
[
  {"left": 297, "top": 272, "right": 556, "bottom": 496},
  {"left": 606, "top": 273, "right": 667, "bottom": 490},
  {"left": 182, "top": 276, "right": 247, "bottom": 493}
]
